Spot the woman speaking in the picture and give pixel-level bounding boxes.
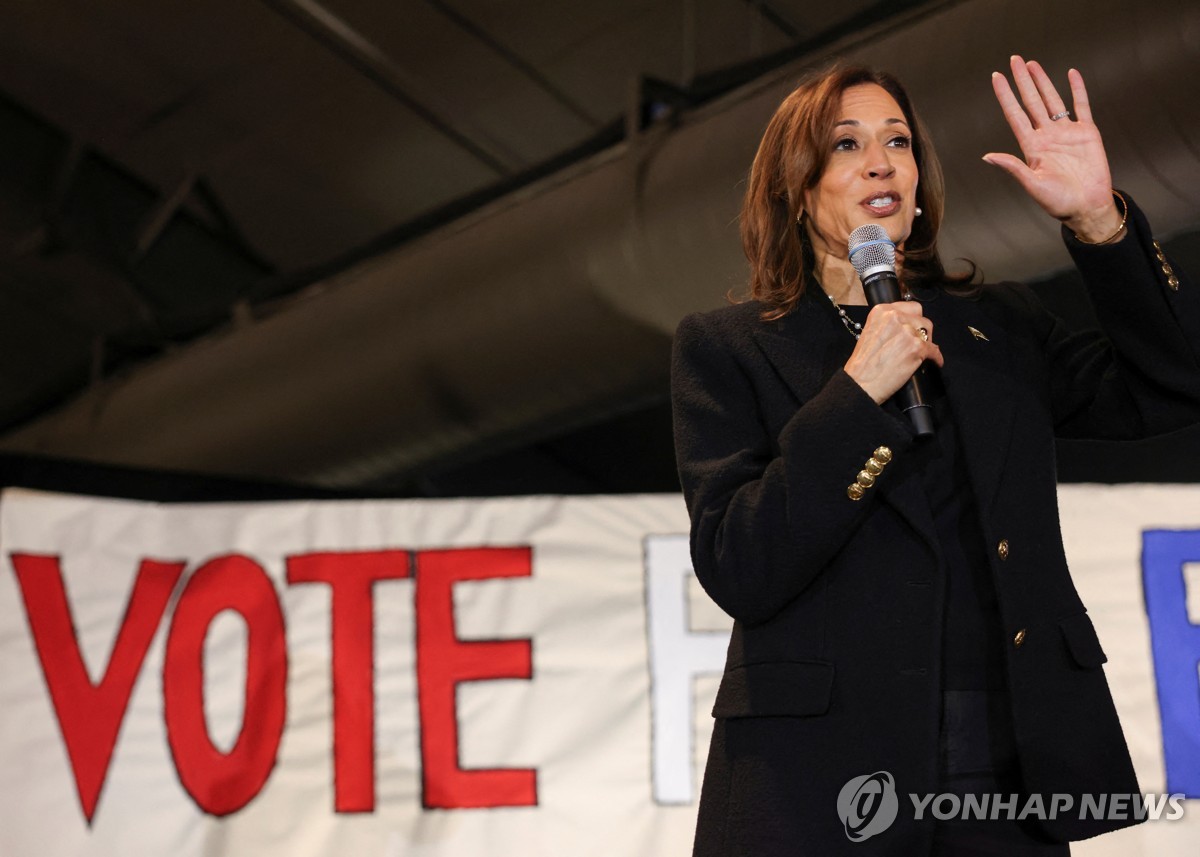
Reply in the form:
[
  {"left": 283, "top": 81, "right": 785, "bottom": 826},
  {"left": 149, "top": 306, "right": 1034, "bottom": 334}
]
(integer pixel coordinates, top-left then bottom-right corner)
[{"left": 670, "top": 56, "right": 1200, "bottom": 855}]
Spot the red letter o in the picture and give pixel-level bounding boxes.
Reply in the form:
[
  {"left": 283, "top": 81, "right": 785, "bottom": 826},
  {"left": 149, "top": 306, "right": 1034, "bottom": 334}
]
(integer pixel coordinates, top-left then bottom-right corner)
[{"left": 163, "top": 555, "right": 287, "bottom": 816}]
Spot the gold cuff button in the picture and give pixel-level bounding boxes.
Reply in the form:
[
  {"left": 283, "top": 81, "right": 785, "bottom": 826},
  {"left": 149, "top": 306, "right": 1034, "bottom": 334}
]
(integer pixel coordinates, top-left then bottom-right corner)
[
  {"left": 849, "top": 446, "right": 893, "bottom": 499},
  {"left": 1013, "top": 628, "right": 1027, "bottom": 648},
  {"left": 997, "top": 539, "right": 1010, "bottom": 561}
]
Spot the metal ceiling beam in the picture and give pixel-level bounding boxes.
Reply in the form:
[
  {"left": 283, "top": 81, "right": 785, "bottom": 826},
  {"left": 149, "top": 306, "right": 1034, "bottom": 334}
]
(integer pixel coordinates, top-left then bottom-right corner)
[
  {"left": 189, "top": 179, "right": 275, "bottom": 275},
  {"left": 133, "top": 173, "right": 196, "bottom": 259},
  {"left": 423, "top": 0, "right": 602, "bottom": 130},
  {"left": 262, "top": 0, "right": 525, "bottom": 175},
  {"left": 742, "top": 0, "right": 803, "bottom": 41}
]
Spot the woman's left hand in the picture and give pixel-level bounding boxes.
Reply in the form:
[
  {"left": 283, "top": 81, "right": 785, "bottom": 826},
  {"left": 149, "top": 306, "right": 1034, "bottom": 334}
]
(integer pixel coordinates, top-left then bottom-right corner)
[{"left": 983, "top": 55, "right": 1122, "bottom": 242}]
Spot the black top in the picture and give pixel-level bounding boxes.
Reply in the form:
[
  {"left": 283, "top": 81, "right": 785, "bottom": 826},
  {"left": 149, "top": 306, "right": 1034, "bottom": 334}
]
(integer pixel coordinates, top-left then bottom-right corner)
[
  {"left": 841, "top": 304, "right": 1006, "bottom": 690},
  {"left": 673, "top": 197, "right": 1186, "bottom": 849}
]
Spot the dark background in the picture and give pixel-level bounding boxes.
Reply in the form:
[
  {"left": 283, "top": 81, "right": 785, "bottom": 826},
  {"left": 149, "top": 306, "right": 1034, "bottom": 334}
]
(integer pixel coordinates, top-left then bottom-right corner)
[{"left": 0, "top": 0, "right": 1196, "bottom": 500}]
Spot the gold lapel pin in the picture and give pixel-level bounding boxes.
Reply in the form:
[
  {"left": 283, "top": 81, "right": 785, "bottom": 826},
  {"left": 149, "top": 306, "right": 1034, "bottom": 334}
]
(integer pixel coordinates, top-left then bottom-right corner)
[{"left": 967, "top": 325, "right": 989, "bottom": 342}]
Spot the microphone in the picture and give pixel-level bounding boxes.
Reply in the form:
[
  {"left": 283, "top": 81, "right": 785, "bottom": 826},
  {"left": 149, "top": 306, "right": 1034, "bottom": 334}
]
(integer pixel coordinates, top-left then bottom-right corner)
[{"left": 847, "top": 224, "right": 934, "bottom": 438}]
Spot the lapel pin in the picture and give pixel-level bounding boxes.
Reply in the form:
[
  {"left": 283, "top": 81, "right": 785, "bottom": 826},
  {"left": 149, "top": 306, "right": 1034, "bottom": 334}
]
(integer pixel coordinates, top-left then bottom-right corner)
[{"left": 967, "top": 326, "right": 989, "bottom": 342}]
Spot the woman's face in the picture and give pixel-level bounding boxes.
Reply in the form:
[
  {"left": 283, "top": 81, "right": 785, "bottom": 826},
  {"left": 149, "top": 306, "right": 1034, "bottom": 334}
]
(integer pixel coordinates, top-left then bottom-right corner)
[{"left": 802, "top": 83, "right": 919, "bottom": 263}]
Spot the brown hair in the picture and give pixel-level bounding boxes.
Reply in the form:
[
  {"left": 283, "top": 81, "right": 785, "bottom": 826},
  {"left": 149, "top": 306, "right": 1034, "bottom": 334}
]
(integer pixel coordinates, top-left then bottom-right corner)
[{"left": 740, "top": 64, "right": 973, "bottom": 319}]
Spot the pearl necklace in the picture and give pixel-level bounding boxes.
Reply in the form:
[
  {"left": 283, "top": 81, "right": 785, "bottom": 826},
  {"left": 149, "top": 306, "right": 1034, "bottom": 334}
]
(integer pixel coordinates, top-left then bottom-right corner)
[
  {"left": 826, "top": 289, "right": 915, "bottom": 340},
  {"left": 827, "top": 294, "right": 863, "bottom": 340}
]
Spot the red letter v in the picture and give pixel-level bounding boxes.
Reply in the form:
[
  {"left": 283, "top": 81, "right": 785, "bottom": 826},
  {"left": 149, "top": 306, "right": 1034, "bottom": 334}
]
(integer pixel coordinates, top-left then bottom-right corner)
[{"left": 11, "top": 554, "right": 183, "bottom": 823}]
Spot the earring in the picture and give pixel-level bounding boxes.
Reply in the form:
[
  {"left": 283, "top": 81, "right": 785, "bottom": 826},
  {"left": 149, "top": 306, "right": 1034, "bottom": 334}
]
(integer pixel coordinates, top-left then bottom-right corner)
[
  {"left": 914, "top": 206, "right": 923, "bottom": 217},
  {"left": 796, "top": 210, "right": 805, "bottom": 225}
]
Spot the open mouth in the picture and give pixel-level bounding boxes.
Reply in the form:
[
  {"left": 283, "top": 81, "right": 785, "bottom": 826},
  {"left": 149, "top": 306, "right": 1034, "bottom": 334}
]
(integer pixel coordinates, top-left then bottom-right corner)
[{"left": 861, "top": 193, "right": 900, "bottom": 215}]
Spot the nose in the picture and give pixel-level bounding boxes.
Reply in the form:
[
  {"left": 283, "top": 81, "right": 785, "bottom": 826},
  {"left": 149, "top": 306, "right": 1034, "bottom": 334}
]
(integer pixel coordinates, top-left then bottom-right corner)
[{"left": 864, "top": 141, "right": 896, "bottom": 180}]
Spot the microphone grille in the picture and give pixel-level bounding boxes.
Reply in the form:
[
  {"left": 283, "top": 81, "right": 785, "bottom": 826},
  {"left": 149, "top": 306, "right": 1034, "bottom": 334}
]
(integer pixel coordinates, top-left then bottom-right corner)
[{"left": 847, "top": 224, "right": 896, "bottom": 277}]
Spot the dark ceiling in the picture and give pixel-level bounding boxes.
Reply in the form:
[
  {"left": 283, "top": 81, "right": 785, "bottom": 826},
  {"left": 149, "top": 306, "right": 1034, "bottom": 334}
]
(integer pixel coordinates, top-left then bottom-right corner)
[
  {"left": 0, "top": 0, "right": 904, "bottom": 435},
  {"left": 0, "top": 0, "right": 935, "bottom": 490},
  {"left": 0, "top": 0, "right": 1197, "bottom": 497}
]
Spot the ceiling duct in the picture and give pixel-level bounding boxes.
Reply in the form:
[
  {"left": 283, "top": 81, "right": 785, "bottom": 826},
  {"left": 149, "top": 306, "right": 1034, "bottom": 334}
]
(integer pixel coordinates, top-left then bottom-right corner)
[{"left": 2, "top": 0, "right": 1197, "bottom": 488}]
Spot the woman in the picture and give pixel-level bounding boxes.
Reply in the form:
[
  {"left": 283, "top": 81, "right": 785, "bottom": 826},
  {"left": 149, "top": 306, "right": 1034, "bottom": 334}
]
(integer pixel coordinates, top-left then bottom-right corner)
[{"left": 671, "top": 57, "right": 1200, "bottom": 856}]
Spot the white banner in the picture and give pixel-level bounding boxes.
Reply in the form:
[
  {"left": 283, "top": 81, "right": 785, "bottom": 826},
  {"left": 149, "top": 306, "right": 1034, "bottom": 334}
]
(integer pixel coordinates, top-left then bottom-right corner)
[{"left": 0, "top": 486, "right": 1196, "bottom": 856}]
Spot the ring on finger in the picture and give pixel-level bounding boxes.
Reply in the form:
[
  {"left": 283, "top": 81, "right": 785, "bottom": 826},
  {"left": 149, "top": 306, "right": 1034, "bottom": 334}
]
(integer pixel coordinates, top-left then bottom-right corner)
[
  {"left": 1049, "top": 110, "right": 1070, "bottom": 121},
  {"left": 916, "top": 326, "right": 929, "bottom": 342}
]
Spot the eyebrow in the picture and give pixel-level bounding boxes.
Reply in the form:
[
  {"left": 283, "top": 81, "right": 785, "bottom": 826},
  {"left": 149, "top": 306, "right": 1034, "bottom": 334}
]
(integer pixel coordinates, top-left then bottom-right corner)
[{"left": 835, "top": 118, "right": 910, "bottom": 128}]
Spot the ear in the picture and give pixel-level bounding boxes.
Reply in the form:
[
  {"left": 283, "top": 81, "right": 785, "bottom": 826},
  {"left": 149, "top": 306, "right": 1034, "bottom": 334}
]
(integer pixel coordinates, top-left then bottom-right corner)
[{"left": 799, "top": 188, "right": 821, "bottom": 228}]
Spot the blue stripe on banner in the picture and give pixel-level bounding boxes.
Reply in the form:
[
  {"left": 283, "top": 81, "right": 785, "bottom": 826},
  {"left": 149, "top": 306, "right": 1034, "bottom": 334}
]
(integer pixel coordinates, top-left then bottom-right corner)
[{"left": 1142, "top": 529, "right": 1200, "bottom": 798}]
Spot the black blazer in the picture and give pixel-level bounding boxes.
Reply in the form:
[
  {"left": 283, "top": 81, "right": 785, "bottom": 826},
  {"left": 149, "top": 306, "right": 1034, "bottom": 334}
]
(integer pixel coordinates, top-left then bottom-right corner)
[{"left": 671, "top": 198, "right": 1200, "bottom": 856}]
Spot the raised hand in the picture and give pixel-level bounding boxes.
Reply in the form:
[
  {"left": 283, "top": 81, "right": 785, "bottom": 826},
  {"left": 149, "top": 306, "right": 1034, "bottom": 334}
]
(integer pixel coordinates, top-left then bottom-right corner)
[{"left": 983, "top": 55, "right": 1123, "bottom": 243}]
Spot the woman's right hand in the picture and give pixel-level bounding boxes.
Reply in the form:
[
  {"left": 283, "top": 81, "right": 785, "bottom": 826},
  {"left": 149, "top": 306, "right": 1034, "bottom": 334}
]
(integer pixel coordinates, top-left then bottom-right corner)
[{"left": 843, "top": 302, "right": 943, "bottom": 404}]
